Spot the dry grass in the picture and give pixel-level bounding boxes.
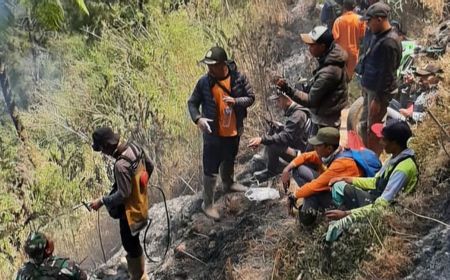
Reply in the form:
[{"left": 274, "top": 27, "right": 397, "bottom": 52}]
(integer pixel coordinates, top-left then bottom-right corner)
[{"left": 420, "top": 0, "right": 446, "bottom": 17}]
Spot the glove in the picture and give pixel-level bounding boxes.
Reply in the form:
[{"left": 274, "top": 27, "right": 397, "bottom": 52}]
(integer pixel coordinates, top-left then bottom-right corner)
[
  {"left": 196, "top": 118, "right": 213, "bottom": 134},
  {"left": 325, "top": 214, "right": 354, "bottom": 242},
  {"left": 274, "top": 78, "right": 294, "bottom": 98}
]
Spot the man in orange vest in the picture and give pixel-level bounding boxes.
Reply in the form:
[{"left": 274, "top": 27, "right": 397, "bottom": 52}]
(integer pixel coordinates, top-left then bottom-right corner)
[
  {"left": 332, "top": 0, "right": 366, "bottom": 80},
  {"left": 89, "top": 127, "right": 153, "bottom": 280},
  {"left": 188, "top": 47, "right": 255, "bottom": 220}
]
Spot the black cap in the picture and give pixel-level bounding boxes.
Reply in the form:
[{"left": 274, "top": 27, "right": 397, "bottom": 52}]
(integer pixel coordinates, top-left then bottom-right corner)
[
  {"left": 200, "top": 46, "right": 228, "bottom": 65},
  {"left": 92, "top": 127, "right": 119, "bottom": 152},
  {"left": 361, "top": 2, "right": 390, "bottom": 20},
  {"left": 382, "top": 120, "right": 412, "bottom": 148}
]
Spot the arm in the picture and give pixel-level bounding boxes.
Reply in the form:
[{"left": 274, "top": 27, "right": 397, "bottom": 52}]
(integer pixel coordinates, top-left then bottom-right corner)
[
  {"left": 375, "top": 40, "right": 401, "bottom": 94},
  {"left": 102, "top": 163, "right": 132, "bottom": 209},
  {"left": 187, "top": 80, "right": 203, "bottom": 124},
  {"left": 234, "top": 74, "right": 255, "bottom": 108},
  {"left": 352, "top": 177, "right": 377, "bottom": 191},
  {"left": 300, "top": 70, "right": 339, "bottom": 108},
  {"left": 261, "top": 111, "right": 307, "bottom": 146},
  {"left": 332, "top": 18, "right": 340, "bottom": 41},
  {"left": 295, "top": 160, "right": 347, "bottom": 198}
]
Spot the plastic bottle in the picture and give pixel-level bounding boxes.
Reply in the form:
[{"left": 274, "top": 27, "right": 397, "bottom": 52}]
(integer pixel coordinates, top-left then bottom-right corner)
[
  {"left": 245, "top": 188, "right": 280, "bottom": 201},
  {"left": 223, "top": 106, "right": 232, "bottom": 128}
]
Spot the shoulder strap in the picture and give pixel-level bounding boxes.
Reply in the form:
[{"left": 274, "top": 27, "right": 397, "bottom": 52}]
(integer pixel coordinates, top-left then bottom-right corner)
[
  {"left": 116, "top": 142, "right": 144, "bottom": 174},
  {"left": 209, "top": 74, "right": 233, "bottom": 96}
]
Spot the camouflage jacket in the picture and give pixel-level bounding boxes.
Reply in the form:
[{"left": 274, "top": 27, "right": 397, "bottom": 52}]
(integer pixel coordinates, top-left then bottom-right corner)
[{"left": 16, "top": 256, "right": 87, "bottom": 280}]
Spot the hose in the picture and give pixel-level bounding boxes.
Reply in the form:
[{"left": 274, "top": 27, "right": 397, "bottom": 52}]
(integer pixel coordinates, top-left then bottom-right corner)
[{"left": 143, "top": 186, "right": 171, "bottom": 264}]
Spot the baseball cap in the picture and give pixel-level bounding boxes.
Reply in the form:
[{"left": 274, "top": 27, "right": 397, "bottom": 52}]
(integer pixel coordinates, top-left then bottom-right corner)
[
  {"left": 361, "top": 2, "right": 391, "bottom": 20},
  {"left": 200, "top": 46, "right": 228, "bottom": 65},
  {"left": 300, "top": 26, "right": 329, "bottom": 45},
  {"left": 92, "top": 127, "right": 120, "bottom": 152},
  {"left": 308, "top": 127, "right": 340, "bottom": 146}
]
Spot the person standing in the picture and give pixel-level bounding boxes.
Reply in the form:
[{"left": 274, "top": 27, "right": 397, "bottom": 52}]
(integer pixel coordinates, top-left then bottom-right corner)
[
  {"left": 358, "top": 2, "right": 402, "bottom": 155},
  {"left": 188, "top": 46, "right": 255, "bottom": 220},
  {"left": 332, "top": 0, "right": 366, "bottom": 80},
  {"left": 89, "top": 127, "right": 153, "bottom": 280}
]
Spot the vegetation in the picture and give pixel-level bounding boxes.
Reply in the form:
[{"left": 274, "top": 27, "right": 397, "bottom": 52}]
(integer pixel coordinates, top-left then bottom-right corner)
[{"left": 0, "top": 0, "right": 276, "bottom": 276}]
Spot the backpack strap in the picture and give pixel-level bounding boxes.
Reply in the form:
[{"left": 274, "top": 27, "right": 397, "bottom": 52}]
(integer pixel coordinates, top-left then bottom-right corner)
[{"left": 116, "top": 142, "right": 144, "bottom": 175}]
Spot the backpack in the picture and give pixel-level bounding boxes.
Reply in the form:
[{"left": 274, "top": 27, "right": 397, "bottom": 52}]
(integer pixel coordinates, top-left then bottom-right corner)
[
  {"left": 336, "top": 148, "right": 382, "bottom": 177},
  {"left": 321, "top": 0, "right": 343, "bottom": 29}
]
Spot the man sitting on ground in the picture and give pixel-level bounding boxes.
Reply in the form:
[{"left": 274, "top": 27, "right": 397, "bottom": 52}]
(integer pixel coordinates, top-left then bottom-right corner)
[
  {"left": 325, "top": 120, "right": 418, "bottom": 241},
  {"left": 247, "top": 91, "right": 312, "bottom": 182},
  {"left": 281, "top": 127, "right": 364, "bottom": 226}
]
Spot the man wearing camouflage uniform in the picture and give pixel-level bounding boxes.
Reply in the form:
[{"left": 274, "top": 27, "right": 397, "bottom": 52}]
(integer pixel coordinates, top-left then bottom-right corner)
[{"left": 16, "top": 232, "right": 87, "bottom": 280}]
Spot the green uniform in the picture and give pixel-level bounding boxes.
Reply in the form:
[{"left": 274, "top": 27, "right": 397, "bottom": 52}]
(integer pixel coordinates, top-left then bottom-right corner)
[{"left": 16, "top": 256, "right": 87, "bottom": 280}]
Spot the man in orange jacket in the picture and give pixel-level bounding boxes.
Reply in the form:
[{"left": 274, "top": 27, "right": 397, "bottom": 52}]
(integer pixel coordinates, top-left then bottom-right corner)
[
  {"left": 332, "top": 0, "right": 366, "bottom": 80},
  {"left": 281, "top": 127, "right": 364, "bottom": 225}
]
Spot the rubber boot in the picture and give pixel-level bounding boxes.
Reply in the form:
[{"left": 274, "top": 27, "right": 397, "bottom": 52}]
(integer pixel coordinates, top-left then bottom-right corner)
[
  {"left": 202, "top": 175, "right": 220, "bottom": 220},
  {"left": 126, "top": 254, "right": 149, "bottom": 280},
  {"left": 220, "top": 161, "right": 248, "bottom": 193}
]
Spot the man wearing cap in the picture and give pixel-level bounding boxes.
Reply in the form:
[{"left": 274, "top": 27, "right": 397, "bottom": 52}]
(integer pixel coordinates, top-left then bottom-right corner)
[
  {"left": 358, "top": 2, "right": 402, "bottom": 155},
  {"left": 88, "top": 127, "right": 154, "bottom": 280},
  {"left": 276, "top": 26, "right": 348, "bottom": 132},
  {"left": 16, "top": 232, "right": 87, "bottom": 280},
  {"left": 332, "top": 0, "right": 366, "bottom": 80},
  {"left": 247, "top": 91, "right": 311, "bottom": 182},
  {"left": 325, "top": 120, "right": 418, "bottom": 242},
  {"left": 281, "top": 127, "right": 364, "bottom": 226},
  {"left": 188, "top": 46, "right": 255, "bottom": 220}
]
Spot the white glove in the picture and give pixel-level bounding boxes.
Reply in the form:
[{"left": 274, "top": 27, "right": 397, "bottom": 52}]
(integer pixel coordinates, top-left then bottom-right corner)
[{"left": 197, "top": 118, "right": 213, "bottom": 134}]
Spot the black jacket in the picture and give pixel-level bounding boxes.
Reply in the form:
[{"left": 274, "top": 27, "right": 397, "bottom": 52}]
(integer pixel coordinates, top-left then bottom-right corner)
[
  {"left": 291, "top": 43, "right": 348, "bottom": 127},
  {"left": 261, "top": 103, "right": 310, "bottom": 151},
  {"left": 361, "top": 28, "right": 402, "bottom": 94},
  {"left": 188, "top": 66, "right": 255, "bottom": 136}
]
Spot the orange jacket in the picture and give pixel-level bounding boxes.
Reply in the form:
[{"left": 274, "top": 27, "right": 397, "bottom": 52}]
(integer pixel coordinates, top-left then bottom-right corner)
[
  {"left": 291, "top": 151, "right": 364, "bottom": 198},
  {"left": 332, "top": 11, "right": 366, "bottom": 79}
]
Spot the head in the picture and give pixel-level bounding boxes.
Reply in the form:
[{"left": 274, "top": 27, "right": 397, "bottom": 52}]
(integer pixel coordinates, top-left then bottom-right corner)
[
  {"left": 24, "top": 232, "right": 54, "bottom": 264},
  {"left": 92, "top": 127, "right": 120, "bottom": 156},
  {"left": 269, "top": 92, "right": 292, "bottom": 111},
  {"left": 308, "top": 127, "right": 340, "bottom": 158},
  {"left": 373, "top": 120, "right": 412, "bottom": 154},
  {"left": 361, "top": 2, "right": 391, "bottom": 34},
  {"left": 343, "top": 0, "right": 356, "bottom": 11},
  {"left": 200, "top": 46, "right": 229, "bottom": 79},
  {"left": 300, "top": 26, "right": 334, "bottom": 58}
]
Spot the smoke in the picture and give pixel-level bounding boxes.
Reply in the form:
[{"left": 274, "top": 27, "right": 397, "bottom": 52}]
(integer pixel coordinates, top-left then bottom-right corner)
[{"left": 0, "top": 0, "right": 14, "bottom": 35}]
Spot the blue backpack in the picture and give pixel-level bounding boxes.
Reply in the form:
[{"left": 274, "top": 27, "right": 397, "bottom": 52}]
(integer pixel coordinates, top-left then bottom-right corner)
[{"left": 336, "top": 148, "right": 382, "bottom": 177}]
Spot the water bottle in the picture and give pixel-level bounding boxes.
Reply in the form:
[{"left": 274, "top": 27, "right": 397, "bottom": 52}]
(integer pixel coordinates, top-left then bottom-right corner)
[{"left": 223, "top": 106, "right": 232, "bottom": 128}]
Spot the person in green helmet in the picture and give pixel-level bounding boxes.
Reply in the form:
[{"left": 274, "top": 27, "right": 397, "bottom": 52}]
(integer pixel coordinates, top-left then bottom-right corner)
[{"left": 16, "top": 232, "right": 87, "bottom": 280}]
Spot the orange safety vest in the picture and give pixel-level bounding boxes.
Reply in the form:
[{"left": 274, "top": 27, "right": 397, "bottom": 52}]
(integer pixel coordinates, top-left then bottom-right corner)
[{"left": 120, "top": 144, "right": 150, "bottom": 236}]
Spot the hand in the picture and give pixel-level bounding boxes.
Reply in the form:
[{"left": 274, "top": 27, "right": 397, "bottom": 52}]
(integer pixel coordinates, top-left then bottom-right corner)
[
  {"left": 248, "top": 137, "right": 262, "bottom": 148},
  {"left": 328, "top": 177, "right": 346, "bottom": 186},
  {"left": 281, "top": 169, "right": 291, "bottom": 192},
  {"left": 273, "top": 77, "right": 293, "bottom": 97},
  {"left": 223, "top": 96, "right": 236, "bottom": 106},
  {"left": 197, "top": 118, "right": 213, "bottom": 134},
  {"left": 325, "top": 209, "right": 349, "bottom": 220},
  {"left": 89, "top": 198, "right": 103, "bottom": 211}
]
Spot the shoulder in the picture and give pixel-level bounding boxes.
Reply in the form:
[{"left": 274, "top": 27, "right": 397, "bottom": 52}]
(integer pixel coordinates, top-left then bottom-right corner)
[
  {"left": 332, "top": 157, "right": 358, "bottom": 169},
  {"left": 395, "top": 157, "right": 418, "bottom": 174}
]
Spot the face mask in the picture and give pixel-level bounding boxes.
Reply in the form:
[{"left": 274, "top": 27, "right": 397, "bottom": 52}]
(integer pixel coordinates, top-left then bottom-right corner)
[{"left": 321, "top": 148, "right": 340, "bottom": 165}]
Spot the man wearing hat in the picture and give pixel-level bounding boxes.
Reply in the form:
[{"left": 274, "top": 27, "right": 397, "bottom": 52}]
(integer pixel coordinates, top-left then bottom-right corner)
[
  {"left": 89, "top": 127, "right": 154, "bottom": 280},
  {"left": 276, "top": 26, "right": 348, "bottom": 133},
  {"left": 16, "top": 232, "right": 87, "bottom": 279},
  {"left": 188, "top": 46, "right": 255, "bottom": 220},
  {"left": 358, "top": 1, "right": 402, "bottom": 155},
  {"left": 247, "top": 90, "right": 311, "bottom": 182},
  {"left": 281, "top": 127, "right": 364, "bottom": 226},
  {"left": 325, "top": 120, "right": 418, "bottom": 242}
]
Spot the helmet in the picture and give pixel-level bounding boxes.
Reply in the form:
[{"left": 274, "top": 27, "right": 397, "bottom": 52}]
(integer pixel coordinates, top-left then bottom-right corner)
[{"left": 24, "top": 232, "right": 48, "bottom": 263}]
